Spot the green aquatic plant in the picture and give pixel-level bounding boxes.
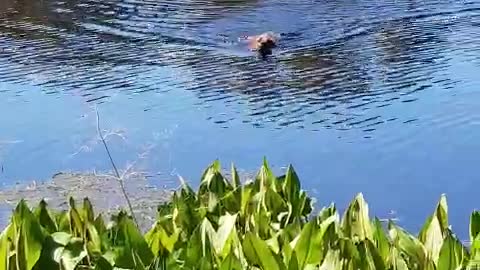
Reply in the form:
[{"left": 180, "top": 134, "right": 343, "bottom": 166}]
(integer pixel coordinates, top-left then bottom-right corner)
[{"left": 0, "top": 158, "right": 479, "bottom": 269}]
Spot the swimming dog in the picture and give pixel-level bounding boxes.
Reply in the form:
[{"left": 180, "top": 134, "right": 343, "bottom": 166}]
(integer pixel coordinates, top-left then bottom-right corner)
[{"left": 245, "top": 32, "right": 279, "bottom": 56}]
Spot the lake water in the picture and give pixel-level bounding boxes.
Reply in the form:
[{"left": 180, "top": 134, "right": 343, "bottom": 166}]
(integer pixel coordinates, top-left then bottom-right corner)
[{"left": 1, "top": 0, "right": 480, "bottom": 238}]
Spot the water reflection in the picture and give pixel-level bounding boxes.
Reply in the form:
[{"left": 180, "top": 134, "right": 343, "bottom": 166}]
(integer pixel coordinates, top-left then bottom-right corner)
[{"left": 0, "top": 0, "right": 479, "bottom": 131}]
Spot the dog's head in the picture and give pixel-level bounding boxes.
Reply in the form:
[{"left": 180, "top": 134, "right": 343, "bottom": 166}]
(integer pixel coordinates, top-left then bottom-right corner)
[
  {"left": 256, "top": 34, "right": 277, "bottom": 49},
  {"left": 248, "top": 32, "right": 278, "bottom": 56}
]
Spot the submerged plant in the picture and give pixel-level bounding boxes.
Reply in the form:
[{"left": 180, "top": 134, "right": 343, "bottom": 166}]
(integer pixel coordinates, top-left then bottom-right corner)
[{"left": 0, "top": 158, "right": 479, "bottom": 269}]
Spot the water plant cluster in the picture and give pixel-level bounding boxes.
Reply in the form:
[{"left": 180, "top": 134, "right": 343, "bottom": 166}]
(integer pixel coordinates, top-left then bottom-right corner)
[{"left": 1, "top": 159, "right": 480, "bottom": 269}]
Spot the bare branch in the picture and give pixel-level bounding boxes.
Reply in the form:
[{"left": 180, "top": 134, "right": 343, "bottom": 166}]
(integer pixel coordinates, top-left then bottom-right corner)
[{"left": 95, "top": 106, "right": 139, "bottom": 229}]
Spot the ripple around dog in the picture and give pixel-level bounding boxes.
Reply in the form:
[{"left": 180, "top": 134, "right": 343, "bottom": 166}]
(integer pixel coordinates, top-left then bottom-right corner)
[{"left": 0, "top": 172, "right": 174, "bottom": 232}]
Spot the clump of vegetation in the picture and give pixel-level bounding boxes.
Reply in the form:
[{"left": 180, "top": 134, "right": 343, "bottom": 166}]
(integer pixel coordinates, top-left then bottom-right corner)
[{"left": 1, "top": 158, "right": 479, "bottom": 269}]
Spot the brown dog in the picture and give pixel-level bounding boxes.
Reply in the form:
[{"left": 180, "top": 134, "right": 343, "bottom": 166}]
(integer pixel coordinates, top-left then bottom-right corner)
[{"left": 245, "top": 32, "right": 279, "bottom": 56}]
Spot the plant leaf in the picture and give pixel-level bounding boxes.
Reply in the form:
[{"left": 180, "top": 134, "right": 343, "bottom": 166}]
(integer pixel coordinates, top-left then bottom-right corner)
[
  {"left": 214, "top": 213, "right": 239, "bottom": 258},
  {"left": 59, "top": 238, "right": 87, "bottom": 270},
  {"left": 293, "top": 219, "right": 323, "bottom": 268},
  {"left": 389, "top": 221, "right": 427, "bottom": 269},
  {"left": 242, "top": 232, "right": 281, "bottom": 270},
  {"left": 341, "top": 193, "right": 373, "bottom": 241},
  {"left": 470, "top": 211, "right": 480, "bottom": 244},
  {"left": 288, "top": 251, "right": 299, "bottom": 270},
  {"left": 418, "top": 194, "right": 448, "bottom": 262},
  {"left": 0, "top": 224, "right": 14, "bottom": 270},
  {"left": 111, "top": 212, "right": 154, "bottom": 268},
  {"left": 372, "top": 217, "right": 390, "bottom": 263},
  {"left": 219, "top": 252, "right": 243, "bottom": 270},
  {"left": 34, "top": 200, "right": 58, "bottom": 233},
  {"left": 438, "top": 229, "right": 467, "bottom": 270},
  {"left": 14, "top": 200, "right": 45, "bottom": 270}
]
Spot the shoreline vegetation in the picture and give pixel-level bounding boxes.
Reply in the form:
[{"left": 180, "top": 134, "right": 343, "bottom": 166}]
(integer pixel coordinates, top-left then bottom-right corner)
[
  {"left": 1, "top": 158, "right": 479, "bottom": 269},
  {"left": 0, "top": 171, "right": 174, "bottom": 233}
]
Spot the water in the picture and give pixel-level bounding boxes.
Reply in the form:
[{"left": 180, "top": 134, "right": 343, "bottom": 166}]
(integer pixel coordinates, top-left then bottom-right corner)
[{"left": 1, "top": 0, "right": 480, "bottom": 237}]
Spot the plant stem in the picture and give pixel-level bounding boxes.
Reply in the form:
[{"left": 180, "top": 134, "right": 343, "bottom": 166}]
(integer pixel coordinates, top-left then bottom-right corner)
[{"left": 95, "top": 107, "right": 139, "bottom": 229}]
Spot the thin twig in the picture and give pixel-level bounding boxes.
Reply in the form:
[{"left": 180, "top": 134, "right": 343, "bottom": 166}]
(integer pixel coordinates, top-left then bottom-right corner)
[{"left": 95, "top": 107, "right": 139, "bottom": 229}]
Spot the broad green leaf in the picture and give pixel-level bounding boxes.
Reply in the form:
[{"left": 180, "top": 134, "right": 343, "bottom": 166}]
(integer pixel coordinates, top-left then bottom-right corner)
[
  {"left": 255, "top": 157, "right": 277, "bottom": 192},
  {"left": 438, "top": 229, "right": 467, "bottom": 270},
  {"left": 222, "top": 190, "right": 241, "bottom": 214},
  {"left": 219, "top": 252, "right": 243, "bottom": 270},
  {"left": 341, "top": 193, "right": 373, "bottom": 241},
  {"left": 389, "top": 222, "right": 427, "bottom": 269},
  {"left": 94, "top": 255, "right": 114, "bottom": 270},
  {"left": 32, "top": 234, "right": 62, "bottom": 270},
  {"left": 57, "top": 211, "right": 70, "bottom": 233},
  {"left": 144, "top": 222, "right": 179, "bottom": 256},
  {"left": 199, "top": 160, "right": 230, "bottom": 204},
  {"left": 83, "top": 198, "right": 95, "bottom": 223},
  {"left": 172, "top": 180, "right": 201, "bottom": 234},
  {"left": 242, "top": 232, "right": 281, "bottom": 270},
  {"left": 292, "top": 216, "right": 336, "bottom": 268},
  {"left": 185, "top": 219, "right": 216, "bottom": 268},
  {"left": 214, "top": 213, "right": 239, "bottom": 258},
  {"left": 418, "top": 194, "right": 449, "bottom": 262},
  {"left": 299, "top": 192, "right": 313, "bottom": 217},
  {"left": 58, "top": 238, "right": 87, "bottom": 270},
  {"left": 34, "top": 200, "right": 58, "bottom": 233},
  {"left": 0, "top": 224, "right": 14, "bottom": 270},
  {"left": 131, "top": 250, "right": 147, "bottom": 270},
  {"left": 467, "top": 235, "right": 480, "bottom": 269},
  {"left": 470, "top": 211, "right": 480, "bottom": 244},
  {"left": 420, "top": 215, "right": 443, "bottom": 263},
  {"left": 68, "top": 197, "right": 84, "bottom": 237},
  {"left": 388, "top": 247, "right": 409, "bottom": 270},
  {"left": 372, "top": 217, "right": 390, "bottom": 262},
  {"left": 231, "top": 163, "right": 241, "bottom": 189},
  {"left": 288, "top": 251, "right": 299, "bottom": 270},
  {"left": 338, "top": 237, "right": 361, "bottom": 267},
  {"left": 252, "top": 204, "right": 271, "bottom": 239},
  {"left": 282, "top": 165, "right": 301, "bottom": 224},
  {"left": 317, "top": 203, "right": 337, "bottom": 223},
  {"left": 435, "top": 194, "right": 449, "bottom": 230},
  {"left": 357, "top": 239, "right": 387, "bottom": 270},
  {"left": 240, "top": 183, "right": 254, "bottom": 218},
  {"left": 51, "top": 232, "right": 73, "bottom": 246},
  {"left": 111, "top": 212, "right": 154, "bottom": 269},
  {"left": 283, "top": 165, "right": 300, "bottom": 205},
  {"left": 264, "top": 188, "right": 287, "bottom": 218},
  {"left": 86, "top": 222, "right": 102, "bottom": 255},
  {"left": 319, "top": 249, "right": 342, "bottom": 270},
  {"left": 198, "top": 256, "right": 214, "bottom": 270},
  {"left": 14, "top": 200, "right": 45, "bottom": 270},
  {"left": 94, "top": 214, "right": 107, "bottom": 235}
]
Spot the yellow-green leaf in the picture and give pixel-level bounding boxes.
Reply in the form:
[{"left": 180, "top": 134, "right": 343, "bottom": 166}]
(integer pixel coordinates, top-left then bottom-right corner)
[
  {"left": 470, "top": 211, "right": 480, "bottom": 244},
  {"left": 0, "top": 224, "right": 14, "bottom": 270},
  {"left": 14, "top": 200, "right": 45, "bottom": 270},
  {"left": 214, "top": 213, "right": 239, "bottom": 258},
  {"left": 372, "top": 217, "right": 390, "bottom": 262},
  {"left": 389, "top": 222, "right": 427, "bottom": 269},
  {"left": 219, "top": 252, "right": 243, "bottom": 270},
  {"left": 242, "top": 232, "right": 281, "bottom": 270},
  {"left": 418, "top": 194, "right": 449, "bottom": 262},
  {"left": 341, "top": 193, "right": 373, "bottom": 241},
  {"left": 59, "top": 238, "right": 87, "bottom": 270},
  {"left": 438, "top": 229, "right": 467, "bottom": 270}
]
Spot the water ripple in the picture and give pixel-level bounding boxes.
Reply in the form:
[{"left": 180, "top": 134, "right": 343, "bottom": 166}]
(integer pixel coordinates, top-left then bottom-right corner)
[{"left": 0, "top": 0, "right": 479, "bottom": 133}]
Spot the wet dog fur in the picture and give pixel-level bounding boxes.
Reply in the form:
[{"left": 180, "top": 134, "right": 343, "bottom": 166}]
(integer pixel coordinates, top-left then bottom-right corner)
[{"left": 246, "top": 32, "right": 279, "bottom": 57}]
